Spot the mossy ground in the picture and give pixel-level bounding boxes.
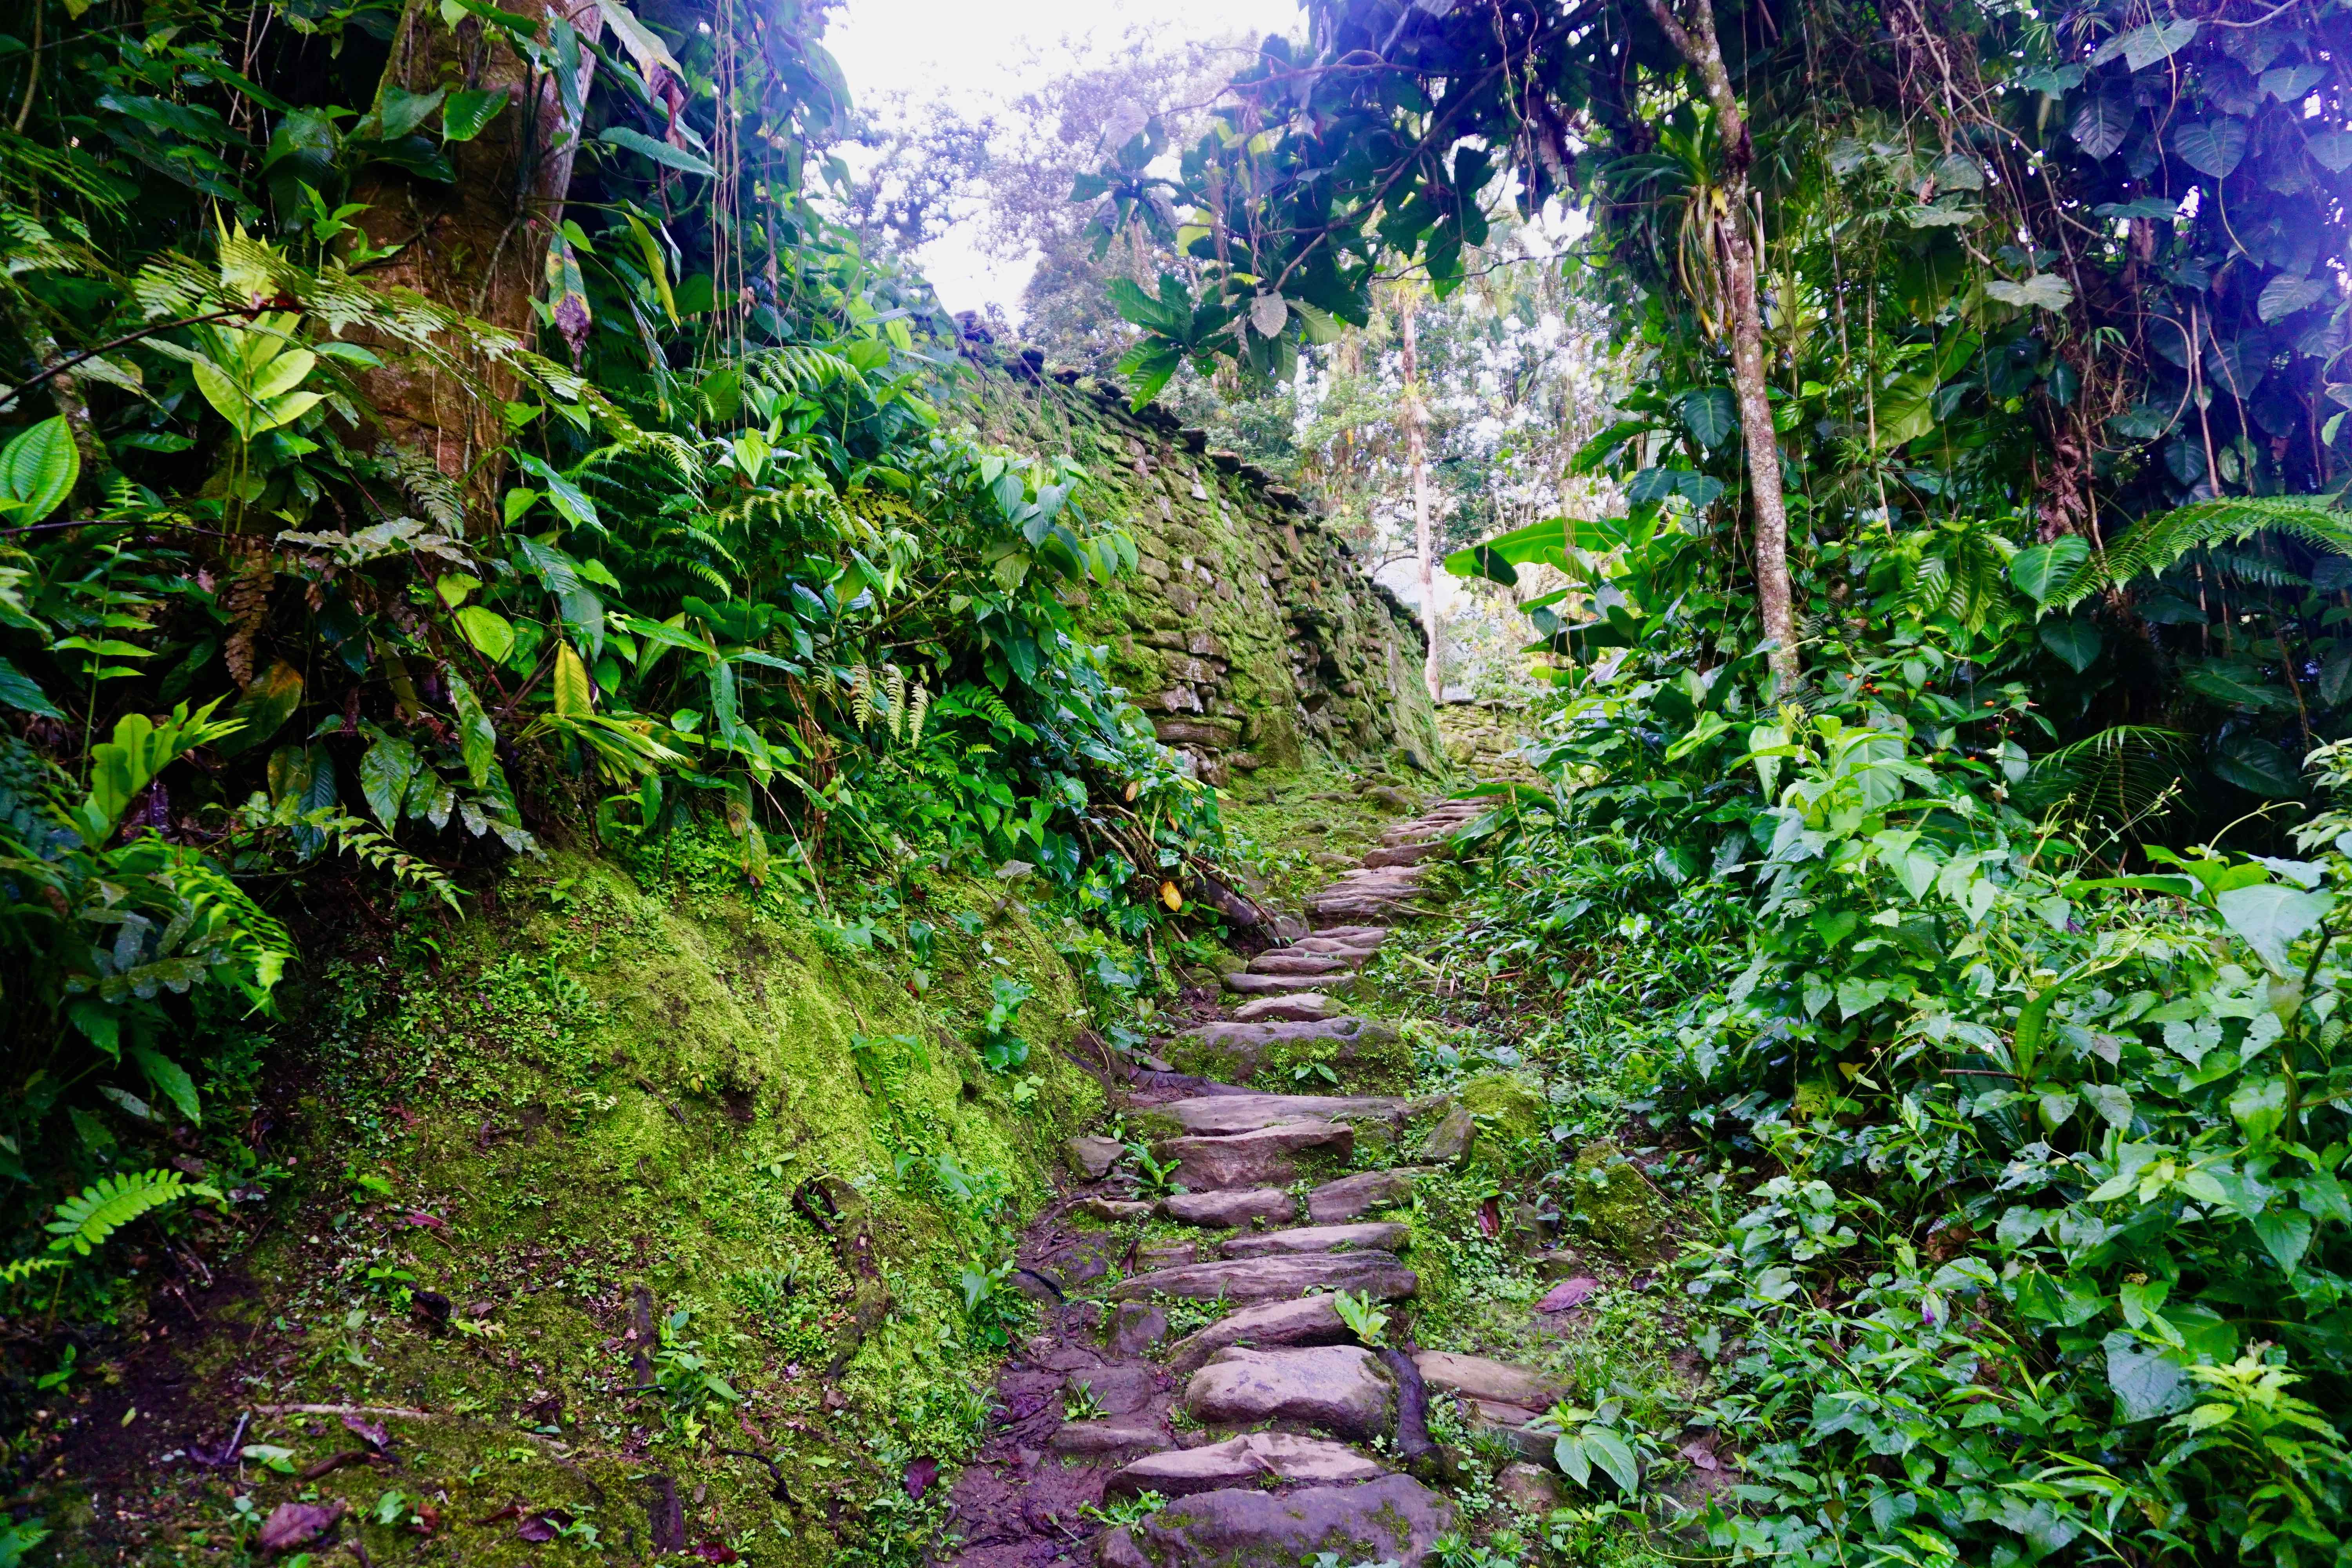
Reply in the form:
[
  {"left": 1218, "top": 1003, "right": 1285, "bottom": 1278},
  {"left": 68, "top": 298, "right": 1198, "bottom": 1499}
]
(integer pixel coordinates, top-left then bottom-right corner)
[{"left": 27, "top": 823, "right": 1131, "bottom": 1568}]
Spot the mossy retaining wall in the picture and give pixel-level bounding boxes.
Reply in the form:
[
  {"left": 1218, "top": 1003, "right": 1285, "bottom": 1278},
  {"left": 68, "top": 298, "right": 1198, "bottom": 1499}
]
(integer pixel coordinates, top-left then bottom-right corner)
[{"left": 958, "top": 345, "right": 1445, "bottom": 785}]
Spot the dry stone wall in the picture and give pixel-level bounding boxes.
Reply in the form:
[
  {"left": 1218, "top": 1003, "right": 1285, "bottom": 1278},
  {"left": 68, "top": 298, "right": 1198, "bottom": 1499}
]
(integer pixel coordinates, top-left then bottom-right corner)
[{"left": 959, "top": 343, "right": 1444, "bottom": 784}]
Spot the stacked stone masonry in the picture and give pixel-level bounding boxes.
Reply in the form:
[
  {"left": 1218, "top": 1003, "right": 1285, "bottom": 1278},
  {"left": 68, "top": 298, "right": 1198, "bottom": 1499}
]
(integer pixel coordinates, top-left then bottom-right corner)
[{"left": 961, "top": 346, "right": 1445, "bottom": 784}]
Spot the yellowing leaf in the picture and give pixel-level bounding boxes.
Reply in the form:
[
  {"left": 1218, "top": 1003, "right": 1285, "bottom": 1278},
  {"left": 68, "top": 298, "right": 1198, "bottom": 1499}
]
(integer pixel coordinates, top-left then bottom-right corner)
[{"left": 553, "top": 640, "right": 595, "bottom": 719}]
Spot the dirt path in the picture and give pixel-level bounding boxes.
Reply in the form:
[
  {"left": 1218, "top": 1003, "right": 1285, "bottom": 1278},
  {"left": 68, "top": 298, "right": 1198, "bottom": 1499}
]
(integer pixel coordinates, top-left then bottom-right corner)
[{"left": 943, "top": 793, "right": 1562, "bottom": 1566}]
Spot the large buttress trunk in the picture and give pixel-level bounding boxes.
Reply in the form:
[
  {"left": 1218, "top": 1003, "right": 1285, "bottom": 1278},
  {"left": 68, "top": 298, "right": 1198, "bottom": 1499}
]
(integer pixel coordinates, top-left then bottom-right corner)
[
  {"left": 351, "top": 0, "right": 603, "bottom": 512},
  {"left": 1641, "top": 0, "right": 1801, "bottom": 693}
]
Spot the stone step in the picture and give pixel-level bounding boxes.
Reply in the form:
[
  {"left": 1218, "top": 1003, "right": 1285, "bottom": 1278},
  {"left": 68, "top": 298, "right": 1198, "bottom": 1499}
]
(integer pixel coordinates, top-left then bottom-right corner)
[
  {"left": 1304, "top": 1167, "right": 1429, "bottom": 1224},
  {"left": 1105, "top": 1431, "right": 1387, "bottom": 1500},
  {"left": 1047, "top": 1419, "right": 1170, "bottom": 1460},
  {"left": 1153, "top": 1119, "right": 1351, "bottom": 1189},
  {"left": 1220, "top": 1221, "right": 1410, "bottom": 1258},
  {"left": 1361, "top": 840, "right": 1444, "bottom": 868},
  {"left": 1158, "top": 1188, "right": 1296, "bottom": 1229},
  {"left": 1166, "top": 1295, "right": 1353, "bottom": 1376},
  {"left": 1246, "top": 949, "right": 1356, "bottom": 976},
  {"left": 1309, "top": 924, "right": 1392, "bottom": 942},
  {"left": 1458, "top": 1397, "right": 1553, "bottom": 1465},
  {"left": 1148, "top": 1093, "right": 1408, "bottom": 1137},
  {"left": 1223, "top": 970, "right": 1355, "bottom": 998},
  {"left": 1413, "top": 1350, "right": 1566, "bottom": 1410},
  {"left": 1184, "top": 1344, "right": 1393, "bottom": 1440},
  {"left": 1109, "top": 1250, "right": 1416, "bottom": 1306},
  {"left": 1096, "top": 1475, "right": 1454, "bottom": 1568},
  {"left": 1231, "top": 993, "right": 1343, "bottom": 1023},
  {"left": 1294, "top": 934, "right": 1385, "bottom": 955}
]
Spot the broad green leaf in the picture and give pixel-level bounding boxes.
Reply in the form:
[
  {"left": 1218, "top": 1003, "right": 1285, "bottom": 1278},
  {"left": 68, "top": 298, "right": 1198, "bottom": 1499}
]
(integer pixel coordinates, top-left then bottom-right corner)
[
  {"left": 2103, "top": 1331, "right": 2185, "bottom": 1422},
  {"left": 1580, "top": 1427, "right": 1639, "bottom": 1494},
  {"left": 2261, "top": 63, "right": 2326, "bottom": 101},
  {"left": 358, "top": 734, "right": 421, "bottom": 826},
  {"left": 599, "top": 126, "right": 715, "bottom": 179},
  {"left": 215, "top": 661, "right": 305, "bottom": 758},
  {"left": 2253, "top": 1207, "right": 2314, "bottom": 1274},
  {"left": 2080, "top": 1082, "right": 2134, "bottom": 1130},
  {"left": 441, "top": 87, "right": 508, "bottom": 142},
  {"left": 513, "top": 454, "right": 601, "bottom": 532},
  {"left": 2212, "top": 733, "right": 2303, "bottom": 798},
  {"left": 2173, "top": 119, "right": 2248, "bottom": 179},
  {"left": 1680, "top": 387, "right": 1736, "bottom": 448},
  {"left": 2118, "top": 19, "right": 2197, "bottom": 70},
  {"left": 0, "top": 417, "right": 79, "bottom": 523},
  {"left": 595, "top": 0, "right": 681, "bottom": 76},
  {"left": 2214, "top": 882, "right": 2332, "bottom": 972},
  {"left": 2010, "top": 536, "right": 2089, "bottom": 601},
  {"left": 374, "top": 86, "right": 445, "bottom": 139},
  {"left": 2038, "top": 617, "right": 2101, "bottom": 672},
  {"left": 1984, "top": 274, "right": 2073, "bottom": 311},
  {"left": 130, "top": 1046, "right": 201, "bottom": 1125},
  {"left": 2307, "top": 131, "right": 2352, "bottom": 174},
  {"left": 2071, "top": 92, "right": 2134, "bottom": 159},
  {"left": 553, "top": 640, "right": 595, "bottom": 719},
  {"left": 445, "top": 671, "right": 499, "bottom": 788},
  {"left": 457, "top": 605, "right": 516, "bottom": 661},
  {"left": 2257, "top": 273, "right": 2329, "bottom": 323},
  {"left": 0, "top": 653, "right": 64, "bottom": 718}
]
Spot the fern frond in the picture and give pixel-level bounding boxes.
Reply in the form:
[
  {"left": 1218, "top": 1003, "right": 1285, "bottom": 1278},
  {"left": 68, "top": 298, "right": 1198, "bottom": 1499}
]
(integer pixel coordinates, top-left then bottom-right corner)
[
  {"left": 45, "top": 1169, "right": 216, "bottom": 1256},
  {"left": 2022, "top": 726, "right": 2197, "bottom": 827},
  {"left": 906, "top": 684, "right": 931, "bottom": 748},
  {"left": 2065, "top": 495, "right": 2352, "bottom": 605},
  {"left": 0, "top": 1256, "right": 65, "bottom": 1285}
]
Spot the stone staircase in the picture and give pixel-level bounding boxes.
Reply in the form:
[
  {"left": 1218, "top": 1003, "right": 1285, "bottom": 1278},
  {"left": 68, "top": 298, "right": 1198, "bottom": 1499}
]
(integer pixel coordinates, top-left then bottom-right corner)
[{"left": 945, "top": 794, "right": 1574, "bottom": 1566}]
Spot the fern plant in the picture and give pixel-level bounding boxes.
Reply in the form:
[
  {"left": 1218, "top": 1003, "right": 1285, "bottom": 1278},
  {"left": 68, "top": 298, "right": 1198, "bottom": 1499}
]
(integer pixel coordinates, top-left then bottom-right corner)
[
  {"left": 43, "top": 1168, "right": 218, "bottom": 1256},
  {"left": 2060, "top": 494, "right": 2352, "bottom": 606}
]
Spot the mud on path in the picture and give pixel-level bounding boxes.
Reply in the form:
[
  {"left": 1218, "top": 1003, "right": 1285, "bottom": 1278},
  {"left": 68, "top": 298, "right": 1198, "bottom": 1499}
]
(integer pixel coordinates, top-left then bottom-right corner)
[{"left": 942, "top": 792, "right": 1579, "bottom": 1567}]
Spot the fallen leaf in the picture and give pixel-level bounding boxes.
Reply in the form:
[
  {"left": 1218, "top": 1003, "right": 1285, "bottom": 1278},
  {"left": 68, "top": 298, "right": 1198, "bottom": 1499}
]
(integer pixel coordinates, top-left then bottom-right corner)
[
  {"left": 516, "top": 1510, "right": 566, "bottom": 1543},
  {"left": 692, "top": 1545, "right": 741, "bottom": 1564},
  {"left": 412, "top": 1502, "right": 441, "bottom": 1535},
  {"left": 1477, "top": 1198, "right": 1501, "bottom": 1238},
  {"left": 341, "top": 1412, "right": 391, "bottom": 1450},
  {"left": 904, "top": 1456, "right": 939, "bottom": 1499},
  {"left": 1680, "top": 1441, "right": 1720, "bottom": 1472},
  {"left": 1537, "top": 1275, "right": 1601, "bottom": 1313},
  {"left": 257, "top": 1500, "right": 345, "bottom": 1553}
]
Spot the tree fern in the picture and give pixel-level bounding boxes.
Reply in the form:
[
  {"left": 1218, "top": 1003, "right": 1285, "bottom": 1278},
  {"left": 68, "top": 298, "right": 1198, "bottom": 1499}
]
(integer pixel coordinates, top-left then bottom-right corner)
[
  {"left": 44, "top": 1168, "right": 217, "bottom": 1256},
  {"left": 2062, "top": 494, "right": 2352, "bottom": 605}
]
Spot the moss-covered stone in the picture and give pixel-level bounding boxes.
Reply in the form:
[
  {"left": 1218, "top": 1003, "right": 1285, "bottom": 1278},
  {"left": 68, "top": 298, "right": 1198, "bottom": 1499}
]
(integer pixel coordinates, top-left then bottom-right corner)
[
  {"left": 1459, "top": 1073, "right": 1546, "bottom": 1164},
  {"left": 1570, "top": 1141, "right": 1677, "bottom": 1261},
  {"left": 958, "top": 354, "right": 1445, "bottom": 785}
]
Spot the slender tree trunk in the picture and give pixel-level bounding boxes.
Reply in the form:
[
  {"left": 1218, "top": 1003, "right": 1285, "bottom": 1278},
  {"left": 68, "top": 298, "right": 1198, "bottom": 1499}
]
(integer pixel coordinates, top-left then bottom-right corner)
[
  {"left": 350, "top": 0, "right": 604, "bottom": 517},
  {"left": 1399, "top": 294, "right": 1443, "bottom": 701},
  {"left": 1643, "top": 0, "right": 1801, "bottom": 693}
]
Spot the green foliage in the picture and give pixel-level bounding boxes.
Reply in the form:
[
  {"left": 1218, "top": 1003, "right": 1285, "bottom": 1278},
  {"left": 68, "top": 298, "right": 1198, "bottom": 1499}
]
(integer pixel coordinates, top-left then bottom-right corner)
[
  {"left": 1330, "top": 1287, "right": 1388, "bottom": 1348},
  {"left": 42, "top": 1167, "right": 216, "bottom": 1257}
]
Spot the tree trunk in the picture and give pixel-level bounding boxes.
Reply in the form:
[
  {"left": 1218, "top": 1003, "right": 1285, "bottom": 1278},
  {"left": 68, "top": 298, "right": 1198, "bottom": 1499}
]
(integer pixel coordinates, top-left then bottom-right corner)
[
  {"left": 349, "top": 0, "right": 603, "bottom": 517},
  {"left": 1399, "top": 294, "right": 1443, "bottom": 701},
  {"left": 1643, "top": 0, "right": 1801, "bottom": 693}
]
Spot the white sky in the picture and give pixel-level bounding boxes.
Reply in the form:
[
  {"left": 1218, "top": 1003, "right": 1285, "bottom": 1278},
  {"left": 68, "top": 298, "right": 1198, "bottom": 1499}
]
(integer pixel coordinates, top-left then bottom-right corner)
[{"left": 825, "top": 0, "right": 1299, "bottom": 317}]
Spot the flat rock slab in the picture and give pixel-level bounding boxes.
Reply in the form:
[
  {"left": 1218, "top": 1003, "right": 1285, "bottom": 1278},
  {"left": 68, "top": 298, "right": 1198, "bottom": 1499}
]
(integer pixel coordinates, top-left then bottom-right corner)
[
  {"left": 1167, "top": 1295, "right": 1354, "bottom": 1376},
  {"left": 1111, "top": 1250, "right": 1416, "bottom": 1307},
  {"left": 1312, "top": 924, "right": 1392, "bottom": 941},
  {"left": 1106, "top": 1432, "right": 1388, "bottom": 1499},
  {"left": 1459, "top": 1397, "right": 1553, "bottom": 1465},
  {"left": 1107, "top": 1302, "right": 1169, "bottom": 1357},
  {"left": 1296, "top": 935, "right": 1385, "bottom": 955},
  {"left": 1048, "top": 1419, "right": 1169, "bottom": 1459},
  {"left": 1080, "top": 1198, "right": 1154, "bottom": 1222},
  {"left": 1221, "top": 1221, "right": 1410, "bottom": 1258},
  {"left": 1305, "top": 1167, "right": 1428, "bottom": 1224},
  {"left": 1159, "top": 1188, "right": 1296, "bottom": 1229},
  {"left": 1362, "top": 841, "right": 1443, "bottom": 867},
  {"left": 1224, "top": 971, "right": 1355, "bottom": 997},
  {"left": 1247, "top": 950, "right": 1356, "bottom": 976},
  {"left": 1067, "top": 1136, "right": 1126, "bottom": 1179},
  {"left": 1155, "top": 1120, "right": 1352, "bottom": 1190},
  {"left": 1096, "top": 1475, "right": 1455, "bottom": 1568},
  {"left": 1414, "top": 1350, "right": 1565, "bottom": 1409},
  {"left": 1232, "top": 992, "right": 1342, "bottom": 1022},
  {"left": 1181, "top": 1016, "right": 1392, "bottom": 1050},
  {"left": 1186, "top": 1345, "right": 1394, "bottom": 1440},
  {"left": 1152, "top": 1094, "right": 1407, "bottom": 1137},
  {"left": 1071, "top": 1364, "right": 1165, "bottom": 1416}
]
